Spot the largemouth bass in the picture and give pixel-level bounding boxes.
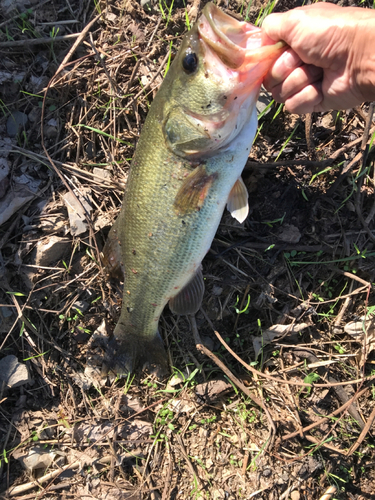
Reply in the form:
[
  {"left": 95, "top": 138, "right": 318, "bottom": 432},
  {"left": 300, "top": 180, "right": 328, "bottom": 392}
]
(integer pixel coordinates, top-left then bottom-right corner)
[{"left": 103, "top": 3, "right": 285, "bottom": 376}]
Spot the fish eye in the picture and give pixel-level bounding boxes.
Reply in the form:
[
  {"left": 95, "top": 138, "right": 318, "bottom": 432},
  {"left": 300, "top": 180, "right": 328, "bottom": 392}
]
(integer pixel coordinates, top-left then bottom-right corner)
[{"left": 182, "top": 52, "right": 198, "bottom": 73}]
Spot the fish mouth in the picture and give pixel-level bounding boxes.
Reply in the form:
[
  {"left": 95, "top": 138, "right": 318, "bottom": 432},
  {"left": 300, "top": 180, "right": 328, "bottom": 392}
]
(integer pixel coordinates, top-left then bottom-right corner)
[{"left": 198, "top": 3, "right": 285, "bottom": 74}]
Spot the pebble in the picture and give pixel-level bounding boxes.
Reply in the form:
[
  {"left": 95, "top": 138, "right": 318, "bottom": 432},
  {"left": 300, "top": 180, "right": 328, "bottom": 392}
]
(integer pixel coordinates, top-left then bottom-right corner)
[
  {"left": 0, "top": 355, "right": 30, "bottom": 388},
  {"left": 6, "top": 111, "right": 28, "bottom": 137}
]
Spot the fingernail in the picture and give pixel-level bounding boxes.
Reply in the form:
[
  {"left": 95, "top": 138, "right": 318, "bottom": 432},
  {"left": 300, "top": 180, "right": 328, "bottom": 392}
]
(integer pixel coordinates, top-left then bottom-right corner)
[{"left": 280, "top": 49, "right": 302, "bottom": 69}]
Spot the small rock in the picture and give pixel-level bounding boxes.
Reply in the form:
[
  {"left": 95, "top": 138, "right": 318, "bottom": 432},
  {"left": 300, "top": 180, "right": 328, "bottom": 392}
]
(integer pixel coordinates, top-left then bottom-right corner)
[
  {"left": 121, "top": 395, "right": 145, "bottom": 414},
  {"left": 29, "top": 75, "right": 49, "bottom": 93},
  {"left": 72, "top": 300, "right": 89, "bottom": 314},
  {"left": 212, "top": 489, "right": 225, "bottom": 500},
  {"left": 0, "top": 158, "right": 9, "bottom": 182},
  {"left": 195, "top": 378, "right": 232, "bottom": 402},
  {"left": 63, "top": 188, "right": 92, "bottom": 236},
  {"left": 34, "top": 52, "right": 49, "bottom": 72},
  {"left": 256, "top": 88, "right": 272, "bottom": 116},
  {"left": 140, "top": 75, "right": 149, "bottom": 86},
  {"left": 168, "top": 397, "right": 195, "bottom": 414},
  {"left": 201, "top": 335, "right": 214, "bottom": 351},
  {"left": 346, "top": 200, "right": 356, "bottom": 212},
  {"left": 344, "top": 316, "right": 375, "bottom": 338},
  {"left": 166, "top": 373, "right": 185, "bottom": 391},
  {"left": 93, "top": 167, "right": 112, "bottom": 180},
  {"left": 0, "top": 70, "right": 26, "bottom": 85},
  {"left": 0, "top": 307, "right": 14, "bottom": 334},
  {"left": 106, "top": 12, "right": 117, "bottom": 22},
  {"left": 1, "top": 307, "right": 12, "bottom": 318},
  {"left": 0, "top": 173, "right": 9, "bottom": 199},
  {"left": 0, "top": 355, "right": 30, "bottom": 388},
  {"left": 6, "top": 111, "right": 28, "bottom": 137},
  {"left": 212, "top": 285, "right": 223, "bottom": 296},
  {"left": 278, "top": 224, "right": 301, "bottom": 244},
  {"left": 320, "top": 111, "right": 337, "bottom": 129},
  {"left": 43, "top": 124, "right": 58, "bottom": 139},
  {"left": 47, "top": 118, "right": 58, "bottom": 127},
  {"left": 290, "top": 491, "right": 300, "bottom": 500},
  {"left": 28, "top": 107, "right": 41, "bottom": 123},
  {"left": 35, "top": 236, "right": 71, "bottom": 267},
  {"left": 93, "top": 212, "right": 113, "bottom": 230},
  {"left": 15, "top": 446, "right": 64, "bottom": 472}
]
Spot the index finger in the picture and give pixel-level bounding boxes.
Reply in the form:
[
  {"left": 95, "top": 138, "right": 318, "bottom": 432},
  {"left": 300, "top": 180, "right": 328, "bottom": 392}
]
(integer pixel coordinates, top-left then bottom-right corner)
[{"left": 263, "top": 48, "right": 302, "bottom": 90}]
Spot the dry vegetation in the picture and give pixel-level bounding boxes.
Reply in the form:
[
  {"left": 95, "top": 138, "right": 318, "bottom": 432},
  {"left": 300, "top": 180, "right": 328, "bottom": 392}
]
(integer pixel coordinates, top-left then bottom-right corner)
[{"left": 0, "top": 0, "right": 375, "bottom": 499}]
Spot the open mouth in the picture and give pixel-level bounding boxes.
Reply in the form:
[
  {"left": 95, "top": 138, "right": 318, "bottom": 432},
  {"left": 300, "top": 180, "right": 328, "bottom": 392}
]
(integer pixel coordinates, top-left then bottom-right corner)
[{"left": 198, "top": 3, "right": 285, "bottom": 72}]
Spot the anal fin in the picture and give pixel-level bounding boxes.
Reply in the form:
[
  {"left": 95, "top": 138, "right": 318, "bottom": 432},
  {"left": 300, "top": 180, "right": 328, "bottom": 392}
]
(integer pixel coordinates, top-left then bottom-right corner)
[
  {"left": 169, "top": 267, "right": 205, "bottom": 315},
  {"left": 226, "top": 177, "right": 249, "bottom": 223}
]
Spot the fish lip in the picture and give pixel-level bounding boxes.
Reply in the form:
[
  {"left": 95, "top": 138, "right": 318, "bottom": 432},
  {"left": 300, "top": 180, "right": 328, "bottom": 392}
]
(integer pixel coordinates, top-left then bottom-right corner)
[
  {"left": 199, "top": 3, "right": 258, "bottom": 67},
  {"left": 198, "top": 3, "right": 286, "bottom": 69}
]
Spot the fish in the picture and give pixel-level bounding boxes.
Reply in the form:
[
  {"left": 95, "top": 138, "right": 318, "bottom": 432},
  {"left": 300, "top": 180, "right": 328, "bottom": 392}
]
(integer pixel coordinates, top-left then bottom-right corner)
[{"left": 102, "top": 2, "right": 285, "bottom": 377}]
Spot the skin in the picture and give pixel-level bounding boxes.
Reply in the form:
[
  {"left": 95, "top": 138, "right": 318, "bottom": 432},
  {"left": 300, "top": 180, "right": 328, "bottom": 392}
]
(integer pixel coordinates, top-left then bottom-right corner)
[{"left": 262, "top": 3, "right": 375, "bottom": 113}]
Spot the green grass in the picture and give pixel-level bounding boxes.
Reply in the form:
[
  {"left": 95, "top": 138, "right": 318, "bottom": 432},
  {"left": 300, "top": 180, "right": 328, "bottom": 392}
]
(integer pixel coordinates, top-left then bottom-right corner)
[{"left": 275, "top": 122, "right": 299, "bottom": 161}]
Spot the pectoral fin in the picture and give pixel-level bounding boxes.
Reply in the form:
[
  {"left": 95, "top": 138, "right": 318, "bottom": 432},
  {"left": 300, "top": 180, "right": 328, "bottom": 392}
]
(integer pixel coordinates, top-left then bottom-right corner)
[
  {"left": 169, "top": 267, "right": 205, "bottom": 315},
  {"left": 226, "top": 177, "right": 249, "bottom": 223},
  {"left": 174, "top": 166, "right": 217, "bottom": 215}
]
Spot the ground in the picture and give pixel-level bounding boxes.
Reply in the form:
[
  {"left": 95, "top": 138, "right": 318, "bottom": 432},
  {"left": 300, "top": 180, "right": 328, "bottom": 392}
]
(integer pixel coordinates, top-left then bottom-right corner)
[{"left": 0, "top": 0, "right": 375, "bottom": 499}]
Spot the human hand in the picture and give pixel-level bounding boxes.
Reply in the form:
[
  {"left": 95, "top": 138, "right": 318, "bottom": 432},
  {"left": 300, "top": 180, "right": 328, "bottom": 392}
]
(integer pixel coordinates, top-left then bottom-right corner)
[{"left": 262, "top": 3, "right": 375, "bottom": 113}]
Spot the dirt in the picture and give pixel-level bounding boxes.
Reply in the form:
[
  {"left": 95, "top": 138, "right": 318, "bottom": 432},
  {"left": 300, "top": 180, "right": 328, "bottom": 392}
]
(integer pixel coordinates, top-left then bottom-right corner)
[{"left": 0, "top": 0, "right": 375, "bottom": 499}]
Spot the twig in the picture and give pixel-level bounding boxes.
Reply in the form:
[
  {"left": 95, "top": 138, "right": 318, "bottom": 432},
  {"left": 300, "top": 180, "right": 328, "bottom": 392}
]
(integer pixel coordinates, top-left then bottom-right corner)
[
  {"left": 334, "top": 280, "right": 355, "bottom": 327},
  {"left": 0, "top": 33, "right": 80, "bottom": 49},
  {"left": 196, "top": 344, "right": 265, "bottom": 410},
  {"left": 246, "top": 125, "right": 375, "bottom": 173},
  {"left": 41, "top": 13, "right": 104, "bottom": 270},
  {"left": 9, "top": 145, "right": 124, "bottom": 188},
  {"left": 196, "top": 343, "right": 277, "bottom": 450},
  {"left": 293, "top": 349, "right": 365, "bottom": 430},
  {"left": 305, "top": 113, "right": 316, "bottom": 157},
  {"left": 354, "top": 105, "right": 375, "bottom": 243},
  {"left": 176, "top": 435, "right": 203, "bottom": 490},
  {"left": 325, "top": 124, "right": 375, "bottom": 195},
  {"left": 161, "top": 444, "right": 173, "bottom": 500},
  {"left": 327, "top": 267, "right": 372, "bottom": 288},
  {"left": 189, "top": 314, "right": 202, "bottom": 345},
  {"left": 146, "top": 16, "right": 163, "bottom": 50},
  {"left": 102, "top": 48, "right": 171, "bottom": 134},
  {"left": 346, "top": 405, "right": 375, "bottom": 456},
  {"left": 52, "top": 12, "right": 103, "bottom": 81},
  {"left": 279, "top": 386, "right": 369, "bottom": 442},
  {"left": 0, "top": 0, "right": 53, "bottom": 29},
  {"left": 211, "top": 326, "right": 375, "bottom": 388},
  {"left": 245, "top": 158, "right": 334, "bottom": 171},
  {"left": 305, "top": 435, "right": 346, "bottom": 454},
  {"left": 318, "top": 486, "right": 337, "bottom": 500},
  {"left": 279, "top": 479, "right": 303, "bottom": 500}
]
